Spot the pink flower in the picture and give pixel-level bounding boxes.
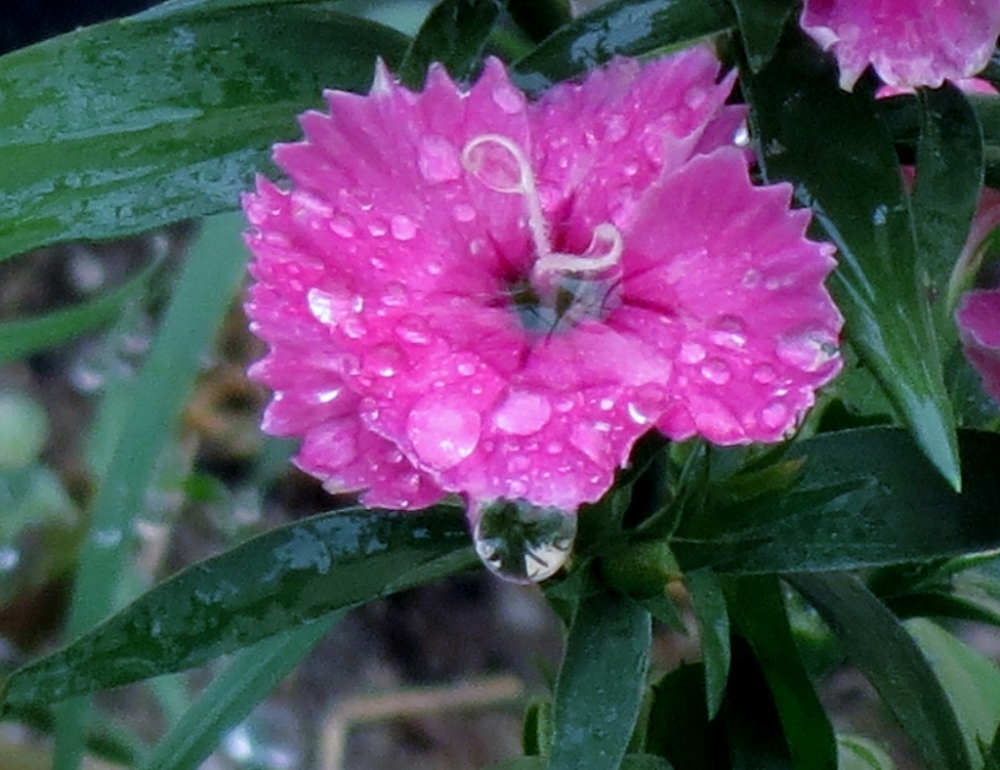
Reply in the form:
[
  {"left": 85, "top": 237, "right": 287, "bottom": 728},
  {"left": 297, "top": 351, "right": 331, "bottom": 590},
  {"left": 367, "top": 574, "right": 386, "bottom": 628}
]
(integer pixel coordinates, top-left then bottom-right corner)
[
  {"left": 955, "top": 187, "right": 1000, "bottom": 404},
  {"left": 242, "top": 48, "right": 843, "bottom": 518},
  {"left": 801, "top": 0, "right": 1000, "bottom": 90}
]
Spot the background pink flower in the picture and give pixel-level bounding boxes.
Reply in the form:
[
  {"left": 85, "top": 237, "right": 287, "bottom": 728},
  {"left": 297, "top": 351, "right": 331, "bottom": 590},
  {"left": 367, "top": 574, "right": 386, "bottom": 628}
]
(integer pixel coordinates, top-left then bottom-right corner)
[
  {"left": 801, "top": 0, "right": 1000, "bottom": 90},
  {"left": 243, "top": 49, "right": 843, "bottom": 516}
]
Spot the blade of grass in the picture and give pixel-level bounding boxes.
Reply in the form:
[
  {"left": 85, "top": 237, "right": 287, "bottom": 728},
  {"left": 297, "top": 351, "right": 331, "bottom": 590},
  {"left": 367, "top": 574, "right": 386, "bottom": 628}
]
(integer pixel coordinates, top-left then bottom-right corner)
[
  {"left": 139, "top": 611, "right": 342, "bottom": 770},
  {"left": 0, "top": 259, "right": 159, "bottom": 364},
  {"left": 53, "top": 213, "right": 249, "bottom": 770}
]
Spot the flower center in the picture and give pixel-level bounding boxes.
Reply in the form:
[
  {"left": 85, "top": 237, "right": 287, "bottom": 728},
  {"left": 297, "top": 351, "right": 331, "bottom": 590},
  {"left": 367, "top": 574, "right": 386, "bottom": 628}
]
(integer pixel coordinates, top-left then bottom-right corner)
[{"left": 461, "top": 134, "right": 624, "bottom": 332}]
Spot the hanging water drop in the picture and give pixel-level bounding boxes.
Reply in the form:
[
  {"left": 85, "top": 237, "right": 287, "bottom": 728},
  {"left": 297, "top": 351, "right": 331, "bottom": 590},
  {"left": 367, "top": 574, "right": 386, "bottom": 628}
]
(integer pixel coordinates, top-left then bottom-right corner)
[{"left": 472, "top": 499, "right": 577, "bottom": 584}]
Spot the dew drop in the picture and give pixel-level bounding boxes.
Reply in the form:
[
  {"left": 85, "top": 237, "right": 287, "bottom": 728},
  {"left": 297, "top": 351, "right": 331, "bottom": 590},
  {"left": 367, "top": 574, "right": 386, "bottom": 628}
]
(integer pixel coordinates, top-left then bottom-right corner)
[
  {"left": 379, "top": 282, "right": 409, "bottom": 308},
  {"left": 493, "top": 391, "right": 552, "bottom": 435},
  {"left": 710, "top": 316, "right": 747, "bottom": 349},
  {"left": 679, "top": 341, "right": 707, "bottom": 365},
  {"left": 390, "top": 214, "right": 416, "bottom": 241},
  {"left": 760, "top": 401, "right": 789, "bottom": 430},
  {"left": 418, "top": 134, "right": 462, "bottom": 182},
  {"left": 396, "top": 315, "right": 432, "bottom": 345},
  {"left": 407, "top": 394, "right": 481, "bottom": 470},
  {"left": 776, "top": 332, "right": 839, "bottom": 373},
  {"left": 752, "top": 364, "right": 777, "bottom": 384},
  {"left": 453, "top": 203, "right": 477, "bottom": 223},
  {"left": 627, "top": 401, "right": 651, "bottom": 425},
  {"left": 307, "top": 287, "right": 362, "bottom": 326},
  {"left": 367, "top": 221, "right": 387, "bottom": 237},
  {"left": 330, "top": 214, "right": 356, "bottom": 238},
  {"left": 491, "top": 84, "right": 525, "bottom": 114},
  {"left": 341, "top": 316, "right": 367, "bottom": 339},
  {"left": 700, "top": 358, "right": 731, "bottom": 385},
  {"left": 472, "top": 500, "right": 576, "bottom": 584},
  {"left": 602, "top": 113, "right": 628, "bottom": 143},
  {"left": 546, "top": 441, "right": 563, "bottom": 454},
  {"left": 742, "top": 268, "right": 762, "bottom": 288},
  {"left": 598, "top": 397, "right": 614, "bottom": 411},
  {"left": 733, "top": 122, "right": 750, "bottom": 147},
  {"left": 363, "top": 346, "right": 403, "bottom": 378}
]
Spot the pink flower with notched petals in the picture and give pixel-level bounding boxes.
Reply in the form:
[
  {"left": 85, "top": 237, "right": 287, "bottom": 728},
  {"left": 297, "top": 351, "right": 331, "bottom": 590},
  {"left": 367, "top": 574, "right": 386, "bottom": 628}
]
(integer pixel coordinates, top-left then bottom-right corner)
[
  {"left": 801, "top": 0, "right": 1000, "bottom": 90},
  {"left": 955, "top": 187, "right": 1000, "bottom": 404},
  {"left": 243, "top": 47, "right": 843, "bottom": 520}
]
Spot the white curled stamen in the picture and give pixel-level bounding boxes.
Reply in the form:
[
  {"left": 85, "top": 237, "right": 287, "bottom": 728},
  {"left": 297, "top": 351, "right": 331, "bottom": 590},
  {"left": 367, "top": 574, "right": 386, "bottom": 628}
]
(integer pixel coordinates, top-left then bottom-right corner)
[{"left": 461, "top": 134, "right": 624, "bottom": 280}]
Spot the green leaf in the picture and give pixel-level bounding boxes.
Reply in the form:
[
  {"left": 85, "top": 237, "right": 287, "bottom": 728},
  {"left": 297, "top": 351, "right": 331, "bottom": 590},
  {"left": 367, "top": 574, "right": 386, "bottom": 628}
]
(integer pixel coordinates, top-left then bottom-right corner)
[
  {"left": 3, "top": 505, "right": 475, "bottom": 706},
  {"left": 0, "top": 4, "right": 409, "bottom": 260},
  {"left": 743, "top": 29, "right": 961, "bottom": 489},
  {"left": 0, "top": 260, "right": 158, "bottom": 363},
  {"left": 645, "top": 663, "right": 723, "bottom": 770},
  {"left": 487, "top": 758, "right": 672, "bottom": 770},
  {"left": 912, "top": 84, "right": 984, "bottom": 326},
  {"left": 139, "top": 611, "right": 341, "bottom": 770},
  {"left": 728, "top": 576, "right": 837, "bottom": 770},
  {"left": 672, "top": 428, "right": 1000, "bottom": 574},
  {"left": 550, "top": 589, "right": 651, "bottom": 770},
  {"left": 506, "top": 0, "right": 571, "bottom": 44},
  {"left": 52, "top": 213, "right": 249, "bottom": 770},
  {"left": 790, "top": 573, "right": 970, "bottom": 770},
  {"left": 907, "top": 618, "right": 1000, "bottom": 766},
  {"left": 723, "top": 637, "right": 794, "bottom": 770},
  {"left": 511, "top": 0, "right": 737, "bottom": 94},
  {"left": 685, "top": 569, "right": 729, "bottom": 720},
  {"left": 837, "top": 735, "right": 896, "bottom": 770},
  {"left": 398, "top": 0, "right": 503, "bottom": 89},
  {"left": 522, "top": 697, "right": 553, "bottom": 757},
  {"left": 729, "top": 0, "right": 795, "bottom": 72}
]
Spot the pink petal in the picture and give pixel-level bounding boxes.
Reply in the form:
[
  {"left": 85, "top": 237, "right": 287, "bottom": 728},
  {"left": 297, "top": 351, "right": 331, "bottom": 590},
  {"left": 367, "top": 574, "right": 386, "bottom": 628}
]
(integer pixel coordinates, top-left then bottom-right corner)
[
  {"left": 801, "top": 0, "right": 1000, "bottom": 90},
  {"left": 957, "top": 289, "right": 1000, "bottom": 403}
]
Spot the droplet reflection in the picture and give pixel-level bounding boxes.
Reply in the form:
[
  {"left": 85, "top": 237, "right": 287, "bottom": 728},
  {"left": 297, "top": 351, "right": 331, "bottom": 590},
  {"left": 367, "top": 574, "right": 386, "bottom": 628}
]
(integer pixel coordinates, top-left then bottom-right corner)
[{"left": 472, "top": 500, "right": 576, "bottom": 584}]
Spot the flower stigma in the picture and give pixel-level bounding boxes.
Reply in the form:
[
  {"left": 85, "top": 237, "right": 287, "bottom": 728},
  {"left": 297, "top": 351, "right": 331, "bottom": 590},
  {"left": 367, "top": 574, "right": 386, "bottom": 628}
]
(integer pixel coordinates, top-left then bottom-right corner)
[{"left": 461, "top": 133, "right": 625, "bottom": 333}]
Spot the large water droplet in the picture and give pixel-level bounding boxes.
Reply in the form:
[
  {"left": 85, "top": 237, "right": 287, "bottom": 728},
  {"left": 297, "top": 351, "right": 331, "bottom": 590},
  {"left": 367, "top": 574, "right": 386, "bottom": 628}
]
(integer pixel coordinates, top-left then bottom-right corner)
[
  {"left": 776, "top": 331, "right": 839, "bottom": 373},
  {"left": 418, "top": 135, "right": 461, "bottom": 183},
  {"left": 396, "top": 315, "right": 432, "bottom": 345},
  {"left": 407, "top": 395, "right": 481, "bottom": 470},
  {"left": 493, "top": 391, "right": 552, "bottom": 435},
  {"left": 700, "top": 358, "right": 731, "bottom": 385},
  {"left": 679, "top": 341, "right": 706, "bottom": 365},
  {"left": 307, "top": 287, "right": 362, "bottom": 327},
  {"left": 473, "top": 500, "right": 576, "bottom": 584},
  {"left": 390, "top": 214, "right": 417, "bottom": 241}
]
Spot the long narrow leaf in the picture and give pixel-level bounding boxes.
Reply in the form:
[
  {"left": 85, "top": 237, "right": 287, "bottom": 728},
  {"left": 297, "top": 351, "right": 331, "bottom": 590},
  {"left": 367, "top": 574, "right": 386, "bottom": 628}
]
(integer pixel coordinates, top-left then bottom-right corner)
[
  {"left": 0, "top": 4, "right": 409, "bottom": 260},
  {"left": 140, "top": 611, "right": 342, "bottom": 770},
  {"left": 511, "top": 0, "right": 736, "bottom": 93},
  {"left": 791, "top": 573, "right": 969, "bottom": 770},
  {"left": 743, "top": 29, "right": 961, "bottom": 489},
  {"left": 3, "top": 505, "right": 475, "bottom": 706},
  {"left": 51, "top": 214, "right": 249, "bottom": 769},
  {"left": 550, "top": 590, "right": 651, "bottom": 770}
]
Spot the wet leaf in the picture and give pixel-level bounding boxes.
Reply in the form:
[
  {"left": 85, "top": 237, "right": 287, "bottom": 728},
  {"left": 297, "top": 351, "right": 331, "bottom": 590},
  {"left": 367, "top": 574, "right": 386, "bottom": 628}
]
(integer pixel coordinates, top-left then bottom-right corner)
[
  {"left": 672, "top": 428, "right": 1000, "bottom": 574},
  {"left": 645, "top": 663, "right": 723, "bottom": 770},
  {"left": 550, "top": 589, "right": 651, "bottom": 770},
  {"left": 511, "top": 0, "right": 736, "bottom": 94},
  {"left": 0, "top": 2, "right": 409, "bottom": 260},
  {"left": 912, "top": 84, "right": 984, "bottom": 333},
  {"left": 837, "top": 736, "right": 896, "bottom": 770},
  {"left": 398, "top": 0, "right": 503, "bottom": 89},
  {"left": 686, "top": 568, "right": 729, "bottom": 719},
  {"left": 790, "top": 573, "right": 969, "bottom": 770},
  {"left": 907, "top": 618, "right": 1000, "bottom": 764},
  {"left": 728, "top": 576, "right": 836, "bottom": 770},
  {"left": 743, "top": 29, "right": 961, "bottom": 489},
  {"left": 139, "top": 612, "right": 342, "bottom": 770},
  {"left": 729, "top": 0, "right": 795, "bottom": 72},
  {"left": 3, "top": 506, "right": 475, "bottom": 706}
]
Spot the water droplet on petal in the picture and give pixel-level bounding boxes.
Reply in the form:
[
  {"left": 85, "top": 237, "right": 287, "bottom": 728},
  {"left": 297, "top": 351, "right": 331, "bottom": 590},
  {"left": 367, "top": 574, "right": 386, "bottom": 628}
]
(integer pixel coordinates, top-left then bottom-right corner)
[
  {"left": 396, "top": 315, "right": 432, "bottom": 345},
  {"left": 367, "top": 221, "right": 387, "bottom": 237},
  {"left": 363, "top": 346, "right": 403, "bottom": 378},
  {"left": 602, "top": 113, "right": 628, "bottom": 142},
  {"left": 418, "top": 135, "right": 461, "bottom": 182},
  {"left": 493, "top": 391, "right": 552, "bottom": 435},
  {"left": 627, "top": 401, "right": 651, "bottom": 425},
  {"left": 407, "top": 394, "right": 481, "bottom": 470},
  {"left": 330, "top": 214, "right": 356, "bottom": 238},
  {"left": 753, "top": 364, "right": 777, "bottom": 384},
  {"left": 307, "top": 287, "right": 362, "bottom": 326},
  {"left": 776, "top": 332, "right": 839, "bottom": 372},
  {"left": 710, "top": 316, "right": 747, "bottom": 349},
  {"left": 453, "top": 203, "right": 477, "bottom": 223},
  {"left": 341, "top": 316, "right": 367, "bottom": 339},
  {"left": 491, "top": 84, "right": 525, "bottom": 114},
  {"left": 679, "top": 341, "right": 707, "bottom": 365},
  {"left": 472, "top": 500, "right": 576, "bottom": 584},
  {"left": 760, "top": 401, "right": 789, "bottom": 430},
  {"left": 742, "top": 268, "right": 761, "bottom": 288},
  {"left": 700, "top": 358, "right": 731, "bottom": 385},
  {"left": 390, "top": 214, "right": 416, "bottom": 241}
]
